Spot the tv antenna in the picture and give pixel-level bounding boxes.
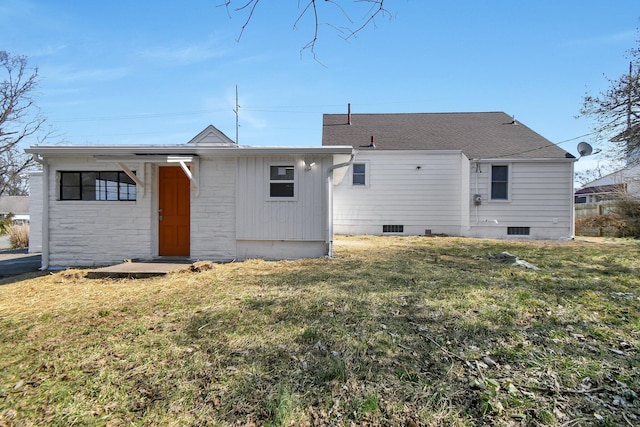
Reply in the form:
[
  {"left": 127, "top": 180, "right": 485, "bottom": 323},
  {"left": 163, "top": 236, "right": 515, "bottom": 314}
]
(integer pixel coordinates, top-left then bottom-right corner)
[{"left": 233, "top": 85, "right": 240, "bottom": 144}]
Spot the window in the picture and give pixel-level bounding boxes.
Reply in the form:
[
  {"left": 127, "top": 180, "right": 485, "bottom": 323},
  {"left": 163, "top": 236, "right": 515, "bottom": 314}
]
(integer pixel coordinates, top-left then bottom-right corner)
[
  {"left": 353, "top": 163, "right": 366, "bottom": 185},
  {"left": 575, "top": 196, "right": 587, "bottom": 204},
  {"left": 383, "top": 225, "right": 404, "bottom": 233},
  {"left": 269, "top": 165, "right": 295, "bottom": 198},
  {"left": 508, "top": 227, "right": 530, "bottom": 236},
  {"left": 491, "top": 165, "right": 509, "bottom": 200},
  {"left": 60, "top": 171, "right": 137, "bottom": 201}
]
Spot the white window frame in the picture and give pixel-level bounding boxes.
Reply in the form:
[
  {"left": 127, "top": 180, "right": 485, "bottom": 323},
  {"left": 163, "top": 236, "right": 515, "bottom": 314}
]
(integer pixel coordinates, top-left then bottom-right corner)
[
  {"left": 351, "top": 161, "right": 369, "bottom": 187},
  {"left": 490, "top": 164, "right": 511, "bottom": 201},
  {"left": 267, "top": 163, "right": 297, "bottom": 201}
]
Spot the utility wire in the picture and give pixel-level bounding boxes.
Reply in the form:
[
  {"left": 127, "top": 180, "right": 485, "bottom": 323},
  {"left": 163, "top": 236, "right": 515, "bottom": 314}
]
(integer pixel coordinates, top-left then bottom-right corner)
[
  {"left": 488, "top": 131, "right": 599, "bottom": 159},
  {"left": 47, "top": 102, "right": 602, "bottom": 157},
  {"left": 51, "top": 109, "right": 222, "bottom": 123}
]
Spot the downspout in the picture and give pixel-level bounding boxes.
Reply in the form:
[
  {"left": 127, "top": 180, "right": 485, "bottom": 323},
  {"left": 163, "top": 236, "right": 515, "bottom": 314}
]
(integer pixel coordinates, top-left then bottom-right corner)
[
  {"left": 32, "top": 154, "right": 49, "bottom": 270},
  {"left": 570, "top": 160, "right": 576, "bottom": 238},
  {"left": 326, "top": 153, "right": 355, "bottom": 257}
]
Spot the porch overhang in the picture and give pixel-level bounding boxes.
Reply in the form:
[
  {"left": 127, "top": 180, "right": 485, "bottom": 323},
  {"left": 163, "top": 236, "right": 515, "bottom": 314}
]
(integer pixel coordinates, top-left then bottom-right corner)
[
  {"left": 167, "top": 156, "right": 199, "bottom": 195},
  {"left": 93, "top": 154, "right": 201, "bottom": 196},
  {"left": 26, "top": 145, "right": 354, "bottom": 199}
]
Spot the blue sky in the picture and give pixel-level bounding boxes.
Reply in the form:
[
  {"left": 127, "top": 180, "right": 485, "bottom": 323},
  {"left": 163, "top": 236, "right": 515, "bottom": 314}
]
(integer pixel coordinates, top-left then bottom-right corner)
[{"left": 1, "top": 0, "right": 638, "bottom": 175}]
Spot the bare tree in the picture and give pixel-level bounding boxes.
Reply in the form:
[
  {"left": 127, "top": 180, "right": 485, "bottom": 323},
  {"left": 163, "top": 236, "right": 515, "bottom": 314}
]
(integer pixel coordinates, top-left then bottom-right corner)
[
  {"left": 1, "top": 51, "right": 46, "bottom": 196},
  {"left": 581, "top": 38, "right": 640, "bottom": 163},
  {"left": 219, "top": 0, "right": 390, "bottom": 57}
]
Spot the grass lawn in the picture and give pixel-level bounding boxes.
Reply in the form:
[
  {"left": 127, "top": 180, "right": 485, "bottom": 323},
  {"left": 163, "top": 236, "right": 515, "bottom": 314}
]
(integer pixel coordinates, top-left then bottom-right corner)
[{"left": 1, "top": 235, "right": 639, "bottom": 426}]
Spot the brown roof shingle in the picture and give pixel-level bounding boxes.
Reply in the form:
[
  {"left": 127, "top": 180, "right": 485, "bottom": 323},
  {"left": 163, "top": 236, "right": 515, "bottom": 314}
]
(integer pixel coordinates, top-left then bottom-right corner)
[{"left": 322, "top": 112, "right": 571, "bottom": 160}]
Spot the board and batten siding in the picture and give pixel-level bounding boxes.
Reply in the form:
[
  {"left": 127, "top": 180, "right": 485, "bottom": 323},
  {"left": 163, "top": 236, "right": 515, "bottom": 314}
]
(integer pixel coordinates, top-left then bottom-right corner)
[
  {"left": 189, "top": 157, "right": 237, "bottom": 260},
  {"left": 46, "top": 158, "right": 154, "bottom": 267},
  {"left": 468, "top": 160, "right": 574, "bottom": 239},
  {"left": 236, "top": 156, "right": 328, "bottom": 241},
  {"left": 333, "top": 151, "right": 470, "bottom": 236}
]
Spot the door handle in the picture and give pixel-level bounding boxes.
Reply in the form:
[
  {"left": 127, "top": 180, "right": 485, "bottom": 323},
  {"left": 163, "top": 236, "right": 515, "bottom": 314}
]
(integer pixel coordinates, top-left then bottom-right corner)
[{"left": 159, "top": 215, "right": 163, "bottom": 221}]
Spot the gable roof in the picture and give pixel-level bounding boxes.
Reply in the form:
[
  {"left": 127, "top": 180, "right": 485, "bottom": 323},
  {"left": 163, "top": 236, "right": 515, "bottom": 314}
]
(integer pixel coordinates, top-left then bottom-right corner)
[
  {"left": 322, "top": 111, "right": 572, "bottom": 160},
  {"left": 578, "top": 163, "right": 640, "bottom": 189},
  {"left": 187, "top": 124, "right": 237, "bottom": 146}
]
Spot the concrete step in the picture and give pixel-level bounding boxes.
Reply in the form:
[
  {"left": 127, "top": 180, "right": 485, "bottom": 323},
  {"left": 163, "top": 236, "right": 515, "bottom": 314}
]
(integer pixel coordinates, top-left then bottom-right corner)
[{"left": 86, "top": 260, "right": 195, "bottom": 279}]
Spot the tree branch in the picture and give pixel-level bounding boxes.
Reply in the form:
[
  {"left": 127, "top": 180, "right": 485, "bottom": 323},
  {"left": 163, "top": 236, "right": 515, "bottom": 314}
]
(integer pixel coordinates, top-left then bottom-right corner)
[
  {"left": 221, "top": 0, "right": 390, "bottom": 58},
  {"left": 1, "top": 51, "right": 46, "bottom": 196}
]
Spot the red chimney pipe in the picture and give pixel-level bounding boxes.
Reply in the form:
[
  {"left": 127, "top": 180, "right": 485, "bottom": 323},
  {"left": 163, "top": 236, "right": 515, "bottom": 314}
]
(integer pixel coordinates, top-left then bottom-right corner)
[{"left": 347, "top": 103, "right": 352, "bottom": 125}]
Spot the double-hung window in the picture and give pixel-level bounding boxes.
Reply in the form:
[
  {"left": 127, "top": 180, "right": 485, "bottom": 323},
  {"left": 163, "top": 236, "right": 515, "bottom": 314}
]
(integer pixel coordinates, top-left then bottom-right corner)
[
  {"left": 352, "top": 163, "right": 366, "bottom": 186},
  {"left": 491, "top": 165, "right": 509, "bottom": 200},
  {"left": 60, "top": 171, "right": 137, "bottom": 201},
  {"left": 269, "top": 165, "right": 295, "bottom": 198}
]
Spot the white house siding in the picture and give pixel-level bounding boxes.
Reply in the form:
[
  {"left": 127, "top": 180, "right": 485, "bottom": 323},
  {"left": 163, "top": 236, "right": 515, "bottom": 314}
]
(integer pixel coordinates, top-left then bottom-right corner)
[
  {"left": 581, "top": 164, "right": 640, "bottom": 198},
  {"left": 236, "top": 155, "right": 329, "bottom": 259},
  {"left": 46, "top": 158, "right": 154, "bottom": 267},
  {"left": 189, "top": 157, "right": 237, "bottom": 260},
  {"left": 333, "top": 151, "right": 468, "bottom": 236},
  {"left": 468, "top": 160, "right": 574, "bottom": 239},
  {"left": 27, "top": 171, "right": 43, "bottom": 253}
]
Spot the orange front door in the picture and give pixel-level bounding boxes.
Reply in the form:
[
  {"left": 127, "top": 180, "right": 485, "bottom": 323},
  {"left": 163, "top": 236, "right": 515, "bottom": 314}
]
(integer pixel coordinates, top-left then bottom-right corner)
[{"left": 159, "top": 166, "right": 190, "bottom": 256}]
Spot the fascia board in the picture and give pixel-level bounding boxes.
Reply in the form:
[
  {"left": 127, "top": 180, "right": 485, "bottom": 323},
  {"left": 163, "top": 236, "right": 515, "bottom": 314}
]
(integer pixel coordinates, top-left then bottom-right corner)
[
  {"left": 473, "top": 157, "right": 577, "bottom": 163},
  {"left": 26, "top": 145, "right": 354, "bottom": 157}
]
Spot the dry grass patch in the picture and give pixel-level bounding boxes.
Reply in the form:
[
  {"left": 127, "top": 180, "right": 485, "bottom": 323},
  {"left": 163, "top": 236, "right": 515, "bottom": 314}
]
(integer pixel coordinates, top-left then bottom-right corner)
[
  {"left": 6, "top": 223, "right": 28, "bottom": 249},
  {"left": 1, "top": 236, "right": 639, "bottom": 426}
]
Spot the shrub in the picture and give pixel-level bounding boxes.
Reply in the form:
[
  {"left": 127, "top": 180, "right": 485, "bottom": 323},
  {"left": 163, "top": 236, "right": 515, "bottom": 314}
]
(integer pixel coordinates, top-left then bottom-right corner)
[
  {"left": 613, "top": 194, "right": 640, "bottom": 237},
  {"left": 575, "top": 193, "right": 640, "bottom": 238},
  {"left": 7, "top": 223, "right": 29, "bottom": 249},
  {"left": 0, "top": 213, "right": 14, "bottom": 235},
  {"left": 575, "top": 213, "right": 625, "bottom": 237}
]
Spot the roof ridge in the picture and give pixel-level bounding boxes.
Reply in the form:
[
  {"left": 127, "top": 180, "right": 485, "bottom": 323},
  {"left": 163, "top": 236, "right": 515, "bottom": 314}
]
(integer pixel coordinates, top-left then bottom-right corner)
[{"left": 324, "top": 111, "right": 507, "bottom": 116}]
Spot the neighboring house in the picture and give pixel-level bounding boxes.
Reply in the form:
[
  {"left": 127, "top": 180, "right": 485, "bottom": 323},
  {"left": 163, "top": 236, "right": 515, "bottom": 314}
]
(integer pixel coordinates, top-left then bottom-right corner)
[
  {"left": 575, "top": 163, "right": 640, "bottom": 204},
  {"left": 26, "top": 125, "right": 354, "bottom": 268},
  {"left": 0, "top": 195, "right": 29, "bottom": 223},
  {"left": 322, "top": 111, "right": 576, "bottom": 240}
]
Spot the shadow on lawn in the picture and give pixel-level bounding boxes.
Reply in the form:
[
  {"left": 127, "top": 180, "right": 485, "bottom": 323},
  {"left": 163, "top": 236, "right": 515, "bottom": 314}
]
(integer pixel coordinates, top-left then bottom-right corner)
[
  {"left": 172, "top": 240, "right": 638, "bottom": 425},
  {"left": 0, "top": 270, "right": 49, "bottom": 286}
]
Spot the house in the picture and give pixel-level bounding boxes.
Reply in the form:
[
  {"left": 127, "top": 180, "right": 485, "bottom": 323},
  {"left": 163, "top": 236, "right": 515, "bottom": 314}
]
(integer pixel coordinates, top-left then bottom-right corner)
[
  {"left": 322, "top": 111, "right": 576, "bottom": 240},
  {"left": 26, "top": 125, "right": 354, "bottom": 268},
  {"left": 0, "top": 195, "right": 29, "bottom": 223},
  {"left": 575, "top": 163, "right": 640, "bottom": 204}
]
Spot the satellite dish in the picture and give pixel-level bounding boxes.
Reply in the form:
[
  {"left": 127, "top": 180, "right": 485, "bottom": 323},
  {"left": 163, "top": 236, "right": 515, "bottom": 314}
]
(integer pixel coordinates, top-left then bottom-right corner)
[{"left": 577, "top": 141, "right": 593, "bottom": 157}]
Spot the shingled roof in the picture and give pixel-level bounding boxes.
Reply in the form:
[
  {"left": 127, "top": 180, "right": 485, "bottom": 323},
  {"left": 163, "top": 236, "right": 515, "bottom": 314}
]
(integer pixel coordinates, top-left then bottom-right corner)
[{"left": 322, "top": 112, "right": 572, "bottom": 160}]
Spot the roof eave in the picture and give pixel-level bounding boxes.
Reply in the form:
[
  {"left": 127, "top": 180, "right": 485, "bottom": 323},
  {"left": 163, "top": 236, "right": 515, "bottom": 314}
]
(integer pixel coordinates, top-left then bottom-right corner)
[
  {"left": 25, "top": 145, "right": 355, "bottom": 157},
  {"left": 473, "top": 157, "right": 577, "bottom": 163}
]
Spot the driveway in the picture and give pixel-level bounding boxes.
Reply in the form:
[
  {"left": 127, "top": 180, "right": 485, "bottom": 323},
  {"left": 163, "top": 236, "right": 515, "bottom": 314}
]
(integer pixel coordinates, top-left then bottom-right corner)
[{"left": 0, "top": 235, "right": 42, "bottom": 279}]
